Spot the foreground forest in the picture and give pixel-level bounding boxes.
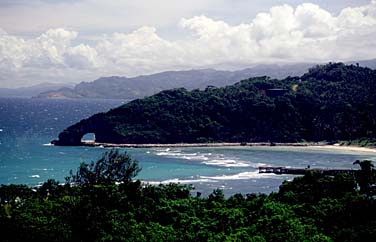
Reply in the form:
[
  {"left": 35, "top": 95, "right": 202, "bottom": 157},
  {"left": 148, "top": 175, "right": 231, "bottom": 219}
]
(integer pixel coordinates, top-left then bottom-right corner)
[
  {"left": 1, "top": 151, "right": 375, "bottom": 242},
  {"left": 55, "top": 63, "right": 376, "bottom": 145}
]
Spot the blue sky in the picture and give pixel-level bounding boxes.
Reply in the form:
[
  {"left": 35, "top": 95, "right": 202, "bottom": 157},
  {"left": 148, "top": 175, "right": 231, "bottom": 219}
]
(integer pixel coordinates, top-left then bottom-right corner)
[{"left": 0, "top": 0, "right": 375, "bottom": 87}]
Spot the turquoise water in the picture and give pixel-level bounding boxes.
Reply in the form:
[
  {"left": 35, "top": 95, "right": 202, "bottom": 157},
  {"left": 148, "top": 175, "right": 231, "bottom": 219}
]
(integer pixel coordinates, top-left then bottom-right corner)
[{"left": 1, "top": 98, "right": 375, "bottom": 196}]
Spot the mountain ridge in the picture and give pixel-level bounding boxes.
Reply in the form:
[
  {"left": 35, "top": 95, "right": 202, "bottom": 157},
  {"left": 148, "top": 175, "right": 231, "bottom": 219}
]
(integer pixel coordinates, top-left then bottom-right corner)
[
  {"left": 0, "top": 83, "right": 73, "bottom": 98},
  {"left": 35, "top": 63, "right": 315, "bottom": 100},
  {"left": 35, "top": 59, "right": 376, "bottom": 100}
]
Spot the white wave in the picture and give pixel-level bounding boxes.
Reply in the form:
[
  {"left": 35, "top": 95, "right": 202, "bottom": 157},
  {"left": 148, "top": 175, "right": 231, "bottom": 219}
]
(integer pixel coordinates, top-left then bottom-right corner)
[
  {"left": 156, "top": 152, "right": 175, "bottom": 156},
  {"left": 200, "top": 171, "right": 279, "bottom": 181},
  {"left": 181, "top": 155, "right": 209, "bottom": 161},
  {"left": 143, "top": 177, "right": 214, "bottom": 185},
  {"left": 142, "top": 170, "right": 283, "bottom": 185},
  {"left": 202, "top": 159, "right": 251, "bottom": 167},
  {"left": 155, "top": 151, "right": 209, "bottom": 161},
  {"left": 154, "top": 148, "right": 174, "bottom": 152},
  {"left": 0, "top": 129, "right": 3, "bottom": 132},
  {"left": 153, "top": 149, "right": 271, "bottom": 168},
  {"left": 202, "top": 159, "right": 268, "bottom": 168},
  {"left": 32, "top": 168, "right": 53, "bottom": 171},
  {"left": 43, "top": 143, "right": 53, "bottom": 146},
  {"left": 29, "top": 175, "right": 40, "bottom": 178},
  {"left": 155, "top": 151, "right": 195, "bottom": 157}
]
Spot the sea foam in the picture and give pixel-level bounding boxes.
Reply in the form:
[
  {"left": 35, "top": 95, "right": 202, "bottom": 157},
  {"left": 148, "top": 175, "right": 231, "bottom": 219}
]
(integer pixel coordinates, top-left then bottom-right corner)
[
  {"left": 155, "top": 150, "right": 210, "bottom": 161},
  {"left": 143, "top": 170, "right": 283, "bottom": 185},
  {"left": 200, "top": 171, "right": 278, "bottom": 180},
  {"left": 144, "top": 177, "right": 214, "bottom": 185},
  {"left": 202, "top": 159, "right": 251, "bottom": 167}
]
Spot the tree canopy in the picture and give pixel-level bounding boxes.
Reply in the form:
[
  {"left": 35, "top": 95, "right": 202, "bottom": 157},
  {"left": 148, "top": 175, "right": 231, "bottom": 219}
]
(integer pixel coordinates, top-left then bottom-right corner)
[
  {"left": 55, "top": 63, "right": 376, "bottom": 145},
  {"left": 66, "top": 149, "right": 141, "bottom": 185},
  {"left": 0, "top": 152, "right": 375, "bottom": 242}
]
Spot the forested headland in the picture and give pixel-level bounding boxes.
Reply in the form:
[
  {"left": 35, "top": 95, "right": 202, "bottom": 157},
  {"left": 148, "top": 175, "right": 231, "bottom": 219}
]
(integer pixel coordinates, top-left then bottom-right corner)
[
  {"left": 54, "top": 63, "right": 376, "bottom": 146},
  {"left": 0, "top": 150, "right": 375, "bottom": 242}
]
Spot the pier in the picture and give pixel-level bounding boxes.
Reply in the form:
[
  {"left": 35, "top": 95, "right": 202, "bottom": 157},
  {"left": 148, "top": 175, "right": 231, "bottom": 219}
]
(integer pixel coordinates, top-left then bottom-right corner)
[{"left": 258, "top": 166, "right": 357, "bottom": 176}]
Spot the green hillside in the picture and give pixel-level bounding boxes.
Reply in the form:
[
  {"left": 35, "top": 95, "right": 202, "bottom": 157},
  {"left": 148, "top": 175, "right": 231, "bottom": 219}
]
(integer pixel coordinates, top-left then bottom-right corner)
[{"left": 53, "top": 63, "right": 376, "bottom": 145}]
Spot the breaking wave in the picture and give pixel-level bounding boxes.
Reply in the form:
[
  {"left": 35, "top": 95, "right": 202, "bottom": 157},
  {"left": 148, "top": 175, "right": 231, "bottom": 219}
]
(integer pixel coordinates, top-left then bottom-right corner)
[
  {"left": 152, "top": 148, "right": 266, "bottom": 168},
  {"left": 143, "top": 170, "right": 282, "bottom": 185}
]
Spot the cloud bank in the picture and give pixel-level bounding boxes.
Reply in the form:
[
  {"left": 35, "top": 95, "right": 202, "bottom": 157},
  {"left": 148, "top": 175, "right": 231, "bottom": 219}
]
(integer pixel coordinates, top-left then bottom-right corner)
[{"left": 1, "top": 1, "right": 376, "bottom": 87}]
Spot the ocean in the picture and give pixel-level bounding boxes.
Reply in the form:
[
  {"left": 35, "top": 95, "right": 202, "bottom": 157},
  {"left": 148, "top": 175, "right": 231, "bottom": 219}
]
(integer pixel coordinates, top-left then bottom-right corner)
[{"left": 1, "top": 97, "right": 375, "bottom": 196}]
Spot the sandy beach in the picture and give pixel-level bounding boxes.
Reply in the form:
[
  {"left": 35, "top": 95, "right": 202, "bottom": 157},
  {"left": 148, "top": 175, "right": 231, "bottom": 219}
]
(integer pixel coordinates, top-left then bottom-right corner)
[
  {"left": 81, "top": 140, "right": 376, "bottom": 153},
  {"left": 306, "top": 144, "right": 376, "bottom": 153}
]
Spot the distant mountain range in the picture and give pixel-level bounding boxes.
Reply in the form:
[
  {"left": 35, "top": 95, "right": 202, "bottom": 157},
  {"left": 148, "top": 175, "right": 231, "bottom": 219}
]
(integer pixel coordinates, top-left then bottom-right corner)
[
  {"left": 347, "top": 59, "right": 376, "bottom": 69},
  {"left": 0, "top": 83, "right": 73, "bottom": 98},
  {"left": 4, "top": 59, "right": 375, "bottom": 100},
  {"left": 34, "top": 63, "right": 317, "bottom": 100}
]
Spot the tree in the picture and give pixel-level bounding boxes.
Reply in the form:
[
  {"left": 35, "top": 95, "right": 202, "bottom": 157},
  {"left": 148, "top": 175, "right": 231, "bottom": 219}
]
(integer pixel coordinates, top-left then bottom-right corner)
[{"left": 67, "top": 149, "right": 141, "bottom": 185}]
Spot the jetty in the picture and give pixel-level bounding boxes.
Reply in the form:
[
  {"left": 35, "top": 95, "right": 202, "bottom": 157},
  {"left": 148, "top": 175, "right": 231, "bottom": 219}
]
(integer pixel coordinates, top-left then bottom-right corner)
[{"left": 258, "top": 166, "right": 357, "bottom": 176}]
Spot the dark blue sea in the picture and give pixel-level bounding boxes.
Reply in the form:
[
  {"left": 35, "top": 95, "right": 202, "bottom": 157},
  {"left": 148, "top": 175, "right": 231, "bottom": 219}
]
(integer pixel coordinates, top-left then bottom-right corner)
[{"left": 1, "top": 97, "right": 375, "bottom": 196}]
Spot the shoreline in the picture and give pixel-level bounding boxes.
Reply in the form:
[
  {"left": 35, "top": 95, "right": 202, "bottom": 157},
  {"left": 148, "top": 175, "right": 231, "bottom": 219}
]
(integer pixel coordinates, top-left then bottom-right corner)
[
  {"left": 307, "top": 144, "right": 376, "bottom": 153},
  {"left": 81, "top": 141, "right": 376, "bottom": 153}
]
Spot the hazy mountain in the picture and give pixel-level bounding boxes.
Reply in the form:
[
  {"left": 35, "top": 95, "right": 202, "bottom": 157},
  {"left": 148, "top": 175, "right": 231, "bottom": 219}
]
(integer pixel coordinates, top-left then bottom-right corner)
[
  {"left": 35, "top": 60, "right": 376, "bottom": 100},
  {"left": 35, "top": 63, "right": 314, "bottom": 100},
  {"left": 347, "top": 59, "right": 376, "bottom": 70},
  {"left": 0, "top": 83, "right": 73, "bottom": 98}
]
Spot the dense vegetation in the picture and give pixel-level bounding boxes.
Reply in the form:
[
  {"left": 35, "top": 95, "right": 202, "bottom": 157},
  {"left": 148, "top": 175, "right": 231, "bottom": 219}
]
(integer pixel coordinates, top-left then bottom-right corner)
[
  {"left": 55, "top": 63, "right": 376, "bottom": 145},
  {"left": 1, "top": 151, "right": 375, "bottom": 242}
]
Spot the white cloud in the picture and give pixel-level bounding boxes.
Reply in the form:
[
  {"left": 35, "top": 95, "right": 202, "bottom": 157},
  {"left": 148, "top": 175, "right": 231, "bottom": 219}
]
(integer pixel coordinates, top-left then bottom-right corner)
[
  {"left": 0, "top": 28, "right": 78, "bottom": 70},
  {"left": 295, "top": 3, "right": 337, "bottom": 38},
  {"left": 177, "top": 1, "right": 376, "bottom": 62},
  {"left": 0, "top": 1, "right": 376, "bottom": 87},
  {"left": 0, "top": 34, "right": 28, "bottom": 70},
  {"left": 64, "top": 44, "right": 99, "bottom": 69},
  {"left": 338, "top": 1, "right": 376, "bottom": 28}
]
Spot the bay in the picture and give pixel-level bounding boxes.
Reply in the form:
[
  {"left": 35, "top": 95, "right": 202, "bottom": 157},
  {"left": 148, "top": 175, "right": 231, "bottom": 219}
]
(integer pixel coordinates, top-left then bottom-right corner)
[{"left": 0, "top": 98, "right": 375, "bottom": 196}]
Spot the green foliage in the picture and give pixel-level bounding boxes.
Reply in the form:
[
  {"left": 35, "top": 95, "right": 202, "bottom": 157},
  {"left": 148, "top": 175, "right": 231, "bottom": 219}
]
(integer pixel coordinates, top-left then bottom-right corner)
[
  {"left": 0, "top": 156, "right": 375, "bottom": 241},
  {"left": 57, "top": 63, "right": 376, "bottom": 145},
  {"left": 66, "top": 149, "right": 141, "bottom": 185}
]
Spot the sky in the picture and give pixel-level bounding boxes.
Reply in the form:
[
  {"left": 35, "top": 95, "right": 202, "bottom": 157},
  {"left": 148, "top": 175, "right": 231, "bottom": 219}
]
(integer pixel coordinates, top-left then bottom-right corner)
[{"left": 0, "top": 0, "right": 375, "bottom": 88}]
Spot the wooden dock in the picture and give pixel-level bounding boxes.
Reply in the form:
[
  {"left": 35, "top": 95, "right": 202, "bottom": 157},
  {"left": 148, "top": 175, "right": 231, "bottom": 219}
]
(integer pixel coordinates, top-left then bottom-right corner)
[{"left": 258, "top": 166, "right": 357, "bottom": 176}]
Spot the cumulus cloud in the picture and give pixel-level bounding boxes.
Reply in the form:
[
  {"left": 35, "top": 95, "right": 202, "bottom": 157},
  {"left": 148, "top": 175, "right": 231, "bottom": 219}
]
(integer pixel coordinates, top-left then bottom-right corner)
[
  {"left": 0, "top": 28, "right": 78, "bottom": 70},
  {"left": 64, "top": 44, "right": 99, "bottom": 69},
  {"left": 179, "top": 1, "right": 376, "bottom": 63},
  {"left": 0, "top": 1, "right": 376, "bottom": 87},
  {"left": 95, "top": 26, "right": 183, "bottom": 73}
]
